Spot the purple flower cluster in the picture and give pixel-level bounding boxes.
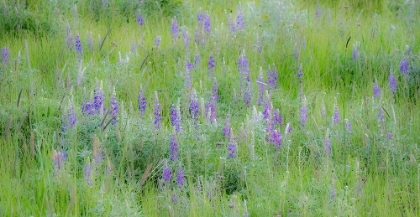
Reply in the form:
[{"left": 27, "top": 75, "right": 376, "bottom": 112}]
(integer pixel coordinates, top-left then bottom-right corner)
[
  {"left": 399, "top": 58, "right": 409, "bottom": 75},
  {"left": 169, "top": 133, "right": 179, "bottom": 161},
  {"left": 94, "top": 86, "right": 105, "bottom": 114},
  {"left": 170, "top": 104, "right": 181, "bottom": 132},
  {"left": 154, "top": 36, "right": 162, "bottom": 48},
  {"left": 267, "top": 65, "right": 278, "bottom": 90},
  {"left": 75, "top": 32, "right": 82, "bottom": 57},
  {"left": 137, "top": 10, "right": 144, "bottom": 26},
  {"left": 206, "top": 97, "right": 217, "bottom": 123},
  {"left": 373, "top": 79, "right": 381, "bottom": 98},
  {"left": 208, "top": 55, "right": 215, "bottom": 77},
  {"left": 388, "top": 72, "right": 397, "bottom": 94},
  {"left": 198, "top": 12, "right": 211, "bottom": 34},
  {"left": 333, "top": 105, "right": 340, "bottom": 124},
  {"left": 171, "top": 17, "right": 179, "bottom": 39},
  {"left": 300, "top": 104, "right": 308, "bottom": 128},
  {"left": 272, "top": 130, "right": 282, "bottom": 149},
  {"left": 238, "top": 51, "right": 250, "bottom": 81},
  {"left": 190, "top": 90, "right": 200, "bottom": 121},
  {"left": 176, "top": 165, "right": 186, "bottom": 186},
  {"left": 236, "top": 9, "right": 244, "bottom": 30},
  {"left": 154, "top": 92, "right": 162, "bottom": 130},
  {"left": 223, "top": 114, "right": 231, "bottom": 138},
  {"left": 1, "top": 47, "right": 10, "bottom": 64},
  {"left": 162, "top": 163, "right": 171, "bottom": 182},
  {"left": 138, "top": 86, "right": 147, "bottom": 117},
  {"left": 227, "top": 129, "right": 237, "bottom": 158}
]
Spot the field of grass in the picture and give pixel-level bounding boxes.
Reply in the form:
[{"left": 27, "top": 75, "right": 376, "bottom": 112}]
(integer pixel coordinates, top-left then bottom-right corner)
[{"left": 1, "top": 0, "right": 419, "bottom": 216}]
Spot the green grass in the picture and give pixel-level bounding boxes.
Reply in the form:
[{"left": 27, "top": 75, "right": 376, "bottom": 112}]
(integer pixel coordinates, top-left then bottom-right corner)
[{"left": 0, "top": 0, "right": 419, "bottom": 216}]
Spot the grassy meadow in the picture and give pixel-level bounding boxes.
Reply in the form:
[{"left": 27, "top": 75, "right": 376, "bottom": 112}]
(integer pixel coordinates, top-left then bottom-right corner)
[{"left": 0, "top": 0, "right": 419, "bottom": 216}]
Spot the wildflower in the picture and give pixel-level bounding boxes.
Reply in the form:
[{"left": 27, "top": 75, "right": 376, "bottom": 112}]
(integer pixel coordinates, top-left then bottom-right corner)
[
  {"left": 227, "top": 129, "right": 237, "bottom": 158},
  {"left": 272, "top": 130, "right": 282, "bottom": 149},
  {"left": 75, "top": 32, "right": 82, "bottom": 57},
  {"left": 171, "top": 17, "right": 179, "bottom": 39},
  {"left": 154, "top": 91, "right": 162, "bottom": 130},
  {"left": 297, "top": 64, "right": 303, "bottom": 82},
  {"left": 267, "top": 65, "right": 279, "bottom": 90},
  {"left": 81, "top": 100, "right": 95, "bottom": 116},
  {"left": 94, "top": 85, "right": 105, "bottom": 115},
  {"left": 169, "top": 132, "right": 179, "bottom": 161},
  {"left": 236, "top": 9, "right": 244, "bottom": 30},
  {"left": 399, "top": 58, "right": 409, "bottom": 75},
  {"left": 373, "top": 79, "right": 381, "bottom": 98},
  {"left": 228, "top": 14, "right": 236, "bottom": 32},
  {"left": 154, "top": 36, "right": 161, "bottom": 48},
  {"left": 206, "top": 96, "right": 217, "bottom": 123},
  {"left": 162, "top": 161, "right": 171, "bottom": 182},
  {"left": 388, "top": 72, "right": 397, "bottom": 94},
  {"left": 273, "top": 109, "right": 283, "bottom": 126},
  {"left": 190, "top": 89, "right": 200, "bottom": 121},
  {"left": 52, "top": 150, "right": 66, "bottom": 175},
  {"left": 263, "top": 92, "right": 273, "bottom": 120},
  {"left": 110, "top": 90, "right": 118, "bottom": 125},
  {"left": 238, "top": 50, "right": 249, "bottom": 81},
  {"left": 300, "top": 104, "right": 308, "bottom": 127},
  {"left": 223, "top": 114, "right": 231, "bottom": 138},
  {"left": 176, "top": 164, "right": 186, "bottom": 186},
  {"left": 352, "top": 45, "right": 359, "bottom": 60},
  {"left": 212, "top": 79, "right": 219, "bottom": 101},
  {"left": 138, "top": 85, "right": 146, "bottom": 117},
  {"left": 68, "top": 104, "right": 77, "bottom": 128},
  {"left": 170, "top": 104, "right": 181, "bottom": 132},
  {"left": 345, "top": 119, "right": 351, "bottom": 133},
  {"left": 208, "top": 55, "right": 215, "bottom": 77},
  {"left": 1, "top": 47, "right": 10, "bottom": 64},
  {"left": 333, "top": 105, "right": 340, "bottom": 124},
  {"left": 198, "top": 12, "right": 211, "bottom": 34},
  {"left": 136, "top": 10, "right": 144, "bottom": 26},
  {"left": 185, "top": 59, "right": 192, "bottom": 90}
]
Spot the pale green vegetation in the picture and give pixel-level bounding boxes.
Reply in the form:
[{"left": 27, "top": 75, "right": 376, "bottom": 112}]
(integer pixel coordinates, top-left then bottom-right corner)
[{"left": 0, "top": 0, "right": 419, "bottom": 216}]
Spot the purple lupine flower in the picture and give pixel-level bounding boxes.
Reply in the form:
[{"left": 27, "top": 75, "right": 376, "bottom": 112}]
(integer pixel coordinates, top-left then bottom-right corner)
[
  {"left": 399, "top": 58, "right": 409, "bottom": 75},
  {"left": 263, "top": 92, "right": 272, "bottom": 120},
  {"left": 94, "top": 86, "right": 105, "bottom": 115},
  {"left": 265, "top": 117, "right": 274, "bottom": 143},
  {"left": 154, "top": 36, "right": 161, "bottom": 48},
  {"left": 52, "top": 150, "right": 66, "bottom": 175},
  {"left": 330, "top": 182, "right": 335, "bottom": 199},
  {"left": 190, "top": 89, "right": 200, "bottom": 120},
  {"left": 333, "top": 105, "right": 340, "bottom": 124},
  {"left": 267, "top": 65, "right": 278, "bottom": 90},
  {"left": 162, "top": 162, "right": 171, "bottom": 182},
  {"left": 273, "top": 109, "right": 283, "bottom": 127},
  {"left": 110, "top": 91, "right": 118, "bottom": 125},
  {"left": 68, "top": 104, "right": 77, "bottom": 127},
  {"left": 345, "top": 119, "right": 351, "bottom": 133},
  {"left": 325, "top": 137, "right": 332, "bottom": 156},
  {"left": 386, "top": 132, "right": 393, "bottom": 139},
  {"left": 154, "top": 91, "right": 162, "bottom": 130},
  {"left": 138, "top": 85, "right": 146, "bottom": 117},
  {"left": 81, "top": 100, "right": 95, "bottom": 115},
  {"left": 223, "top": 114, "right": 231, "bottom": 138},
  {"left": 212, "top": 79, "right": 219, "bottom": 101},
  {"left": 227, "top": 129, "right": 237, "bottom": 158},
  {"left": 208, "top": 55, "right": 215, "bottom": 77},
  {"left": 238, "top": 50, "right": 250, "bottom": 81},
  {"left": 388, "top": 72, "right": 397, "bottom": 94},
  {"left": 171, "top": 17, "right": 179, "bottom": 39},
  {"left": 257, "top": 68, "right": 265, "bottom": 105},
  {"left": 300, "top": 104, "right": 308, "bottom": 127},
  {"left": 352, "top": 46, "right": 359, "bottom": 60},
  {"left": 1, "top": 47, "right": 10, "bottom": 64},
  {"left": 136, "top": 10, "right": 144, "bottom": 26},
  {"left": 272, "top": 130, "right": 282, "bottom": 149},
  {"left": 373, "top": 79, "right": 381, "bottom": 98},
  {"left": 197, "top": 11, "right": 211, "bottom": 34},
  {"left": 170, "top": 104, "right": 181, "bottom": 132},
  {"left": 169, "top": 132, "right": 179, "bottom": 161},
  {"left": 236, "top": 9, "right": 244, "bottom": 30},
  {"left": 75, "top": 32, "right": 82, "bottom": 56},
  {"left": 206, "top": 96, "right": 217, "bottom": 123},
  {"left": 182, "top": 27, "right": 190, "bottom": 50},
  {"left": 297, "top": 64, "right": 303, "bottom": 83},
  {"left": 84, "top": 162, "right": 93, "bottom": 185},
  {"left": 176, "top": 164, "right": 186, "bottom": 187}
]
